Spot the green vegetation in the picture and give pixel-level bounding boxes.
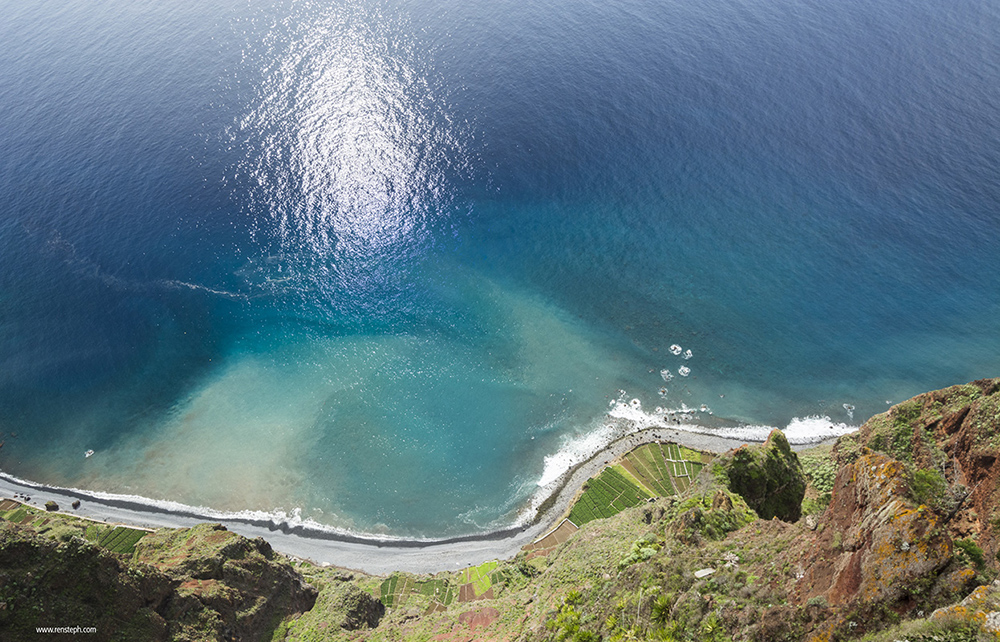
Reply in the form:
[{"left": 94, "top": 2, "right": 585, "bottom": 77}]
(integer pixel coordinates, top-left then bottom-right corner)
[
  {"left": 380, "top": 574, "right": 458, "bottom": 609},
  {"left": 463, "top": 559, "right": 498, "bottom": 596},
  {"left": 666, "top": 489, "right": 756, "bottom": 543},
  {"left": 618, "top": 534, "right": 660, "bottom": 569},
  {"left": 4, "top": 507, "right": 28, "bottom": 524},
  {"left": 798, "top": 443, "right": 836, "bottom": 514},
  {"left": 0, "top": 501, "right": 148, "bottom": 554},
  {"left": 953, "top": 538, "right": 986, "bottom": 571},
  {"left": 716, "top": 429, "right": 807, "bottom": 521},
  {"left": 858, "top": 615, "right": 982, "bottom": 642},
  {"left": 620, "top": 442, "right": 707, "bottom": 496},
  {"left": 97, "top": 525, "right": 148, "bottom": 555},
  {"left": 569, "top": 466, "right": 652, "bottom": 526},
  {"left": 568, "top": 441, "right": 712, "bottom": 527},
  {"left": 545, "top": 593, "right": 600, "bottom": 642},
  {"left": 910, "top": 467, "right": 948, "bottom": 509}
]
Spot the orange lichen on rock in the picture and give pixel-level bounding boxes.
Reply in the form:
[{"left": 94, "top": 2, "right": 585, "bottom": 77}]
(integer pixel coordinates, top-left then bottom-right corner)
[
  {"left": 796, "top": 454, "right": 952, "bottom": 610},
  {"left": 930, "top": 581, "right": 1000, "bottom": 637}
]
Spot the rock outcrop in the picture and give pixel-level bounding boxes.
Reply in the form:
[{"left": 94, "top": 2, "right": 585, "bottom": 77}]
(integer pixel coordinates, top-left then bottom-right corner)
[
  {"left": 849, "top": 379, "right": 1000, "bottom": 560},
  {"left": 784, "top": 379, "right": 1000, "bottom": 640},
  {"left": 135, "top": 523, "right": 318, "bottom": 642},
  {"left": 716, "top": 428, "right": 808, "bottom": 521},
  {"left": 792, "top": 453, "right": 956, "bottom": 639},
  {"left": 294, "top": 579, "right": 385, "bottom": 631},
  {"left": 0, "top": 527, "right": 173, "bottom": 640},
  {"left": 0, "top": 522, "right": 317, "bottom": 642}
]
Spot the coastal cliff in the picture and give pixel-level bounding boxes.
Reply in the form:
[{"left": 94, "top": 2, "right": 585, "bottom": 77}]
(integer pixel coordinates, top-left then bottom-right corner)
[{"left": 2, "top": 379, "right": 1000, "bottom": 641}]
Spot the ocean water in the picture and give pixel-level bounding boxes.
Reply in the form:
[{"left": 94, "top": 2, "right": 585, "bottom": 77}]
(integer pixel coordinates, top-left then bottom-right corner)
[{"left": 1, "top": 0, "right": 998, "bottom": 536}]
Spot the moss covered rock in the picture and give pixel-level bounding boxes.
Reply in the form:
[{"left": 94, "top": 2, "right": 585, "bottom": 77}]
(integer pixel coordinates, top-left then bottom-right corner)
[
  {"left": 135, "top": 523, "right": 318, "bottom": 641},
  {"left": 285, "top": 580, "right": 384, "bottom": 635},
  {"left": 716, "top": 429, "right": 807, "bottom": 522},
  {"left": 0, "top": 521, "right": 316, "bottom": 642},
  {"left": 0, "top": 524, "right": 172, "bottom": 641},
  {"left": 664, "top": 489, "right": 757, "bottom": 544}
]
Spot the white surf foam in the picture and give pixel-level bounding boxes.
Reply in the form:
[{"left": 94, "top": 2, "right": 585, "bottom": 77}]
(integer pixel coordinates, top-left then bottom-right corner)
[
  {"left": 606, "top": 400, "right": 856, "bottom": 444},
  {"left": 535, "top": 422, "right": 619, "bottom": 487},
  {"left": 0, "top": 471, "right": 428, "bottom": 542}
]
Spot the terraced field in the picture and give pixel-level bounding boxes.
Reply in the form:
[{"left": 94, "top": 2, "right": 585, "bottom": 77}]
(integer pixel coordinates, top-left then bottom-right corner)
[
  {"left": 568, "top": 466, "right": 652, "bottom": 526},
  {"left": 95, "top": 525, "right": 149, "bottom": 555},
  {"left": 379, "top": 574, "right": 457, "bottom": 610},
  {"left": 461, "top": 559, "right": 497, "bottom": 597},
  {"left": 0, "top": 500, "right": 149, "bottom": 555},
  {"left": 620, "top": 442, "right": 709, "bottom": 496},
  {"left": 567, "top": 442, "right": 713, "bottom": 526},
  {"left": 379, "top": 558, "right": 503, "bottom": 612}
]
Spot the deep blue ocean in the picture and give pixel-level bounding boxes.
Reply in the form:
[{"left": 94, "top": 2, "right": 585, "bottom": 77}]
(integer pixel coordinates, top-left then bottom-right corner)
[{"left": 1, "top": 0, "right": 998, "bottom": 536}]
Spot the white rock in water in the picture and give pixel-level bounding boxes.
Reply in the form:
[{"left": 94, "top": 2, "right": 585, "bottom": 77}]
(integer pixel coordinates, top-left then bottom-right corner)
[
  {"left": 669, "top": 344, "right": 682, "bottom": 355},
  {"left": 678, "top": 366, "right": 691, "bottom": 376}
]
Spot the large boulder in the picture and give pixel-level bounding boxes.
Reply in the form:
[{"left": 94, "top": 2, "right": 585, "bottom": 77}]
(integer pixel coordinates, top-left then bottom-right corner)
[{"left": 716, "top": 429, "right": 807, "bottom": 522}]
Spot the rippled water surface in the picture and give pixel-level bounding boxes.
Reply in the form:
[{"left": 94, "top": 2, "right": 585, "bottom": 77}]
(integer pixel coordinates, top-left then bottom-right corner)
[{"left": 1, "top": 0, "right": 998, "bottom": 535}]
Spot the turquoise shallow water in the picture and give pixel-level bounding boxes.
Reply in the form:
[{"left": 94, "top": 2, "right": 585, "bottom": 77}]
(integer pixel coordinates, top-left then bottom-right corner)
[{"left": 0, "top": 0, "right": 998, "bottom": 536}]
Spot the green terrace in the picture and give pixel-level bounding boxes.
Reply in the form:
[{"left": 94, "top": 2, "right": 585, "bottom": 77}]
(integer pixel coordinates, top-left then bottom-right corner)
[
  {"left": 0, "top": 499, "right": 150, "bottom": 556},
  {"left": 568, "top": 442, "right": 712, "bottom": 526}
]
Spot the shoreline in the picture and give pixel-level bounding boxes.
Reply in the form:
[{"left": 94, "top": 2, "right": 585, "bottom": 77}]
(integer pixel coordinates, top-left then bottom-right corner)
[{"left": 0, "top": 426, "right": 840, "bottom": 575}]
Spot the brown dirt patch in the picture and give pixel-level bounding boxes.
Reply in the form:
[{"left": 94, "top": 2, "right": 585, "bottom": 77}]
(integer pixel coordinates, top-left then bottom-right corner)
[
  {"left": 457, "top": 584, "right": 494, "bottom": 603},
  {"left": 179, "top": 578, "right": 220, "bottom": 593},
  {"left": 458, "top": 607, "right": 500, "bottom": 630},
  {"left": 524, "top": 519, "right": 579, "bottom": 555}
]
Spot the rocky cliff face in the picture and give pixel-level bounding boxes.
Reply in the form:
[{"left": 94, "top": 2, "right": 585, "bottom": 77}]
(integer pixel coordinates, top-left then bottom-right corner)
[
  {"left": 134, "top": 524, "right": 319, "bottom": 642},
  {"left": 334, "top": 380, "right": 999, "bottom": 642},
  {"left": 794, "top": 378, "right": 1000, "bottom": 641},
  {"left": 790, "top": 452, "right": 960, "bottom": 640},
  {"left": 715, "top": 429, "right": 807, "bottom": 522},
  {"left": 0, "top": 522, "right": 317, "bottom": 642},
  {"left": 853, "top": 379, "right": 1000, "bottom": 559},
  {"left": 0, "top": 527, "right": 173, "bottom": 640}
]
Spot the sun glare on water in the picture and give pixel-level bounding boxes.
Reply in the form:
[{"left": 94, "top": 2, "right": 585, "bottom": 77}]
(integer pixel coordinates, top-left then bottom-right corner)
[{"left": 238, "top": 1, "right": 466, "bottom": 294}]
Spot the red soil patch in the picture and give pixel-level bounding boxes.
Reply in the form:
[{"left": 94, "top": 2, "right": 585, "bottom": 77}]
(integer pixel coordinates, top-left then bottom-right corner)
[
  {"left": 179, "top": 579, "right": 220, "bottom": 592},
  {"left": 457, "top": 584, "right": 494, "bottom": 603},
  {"left": 458, "top": 607, "right": 500, "bottom": 630}
]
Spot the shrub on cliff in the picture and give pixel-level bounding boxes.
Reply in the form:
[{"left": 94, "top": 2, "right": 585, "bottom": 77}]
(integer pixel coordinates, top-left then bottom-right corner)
[{"left": 714, "top": 429, "right": 807, "bottom": 522}]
